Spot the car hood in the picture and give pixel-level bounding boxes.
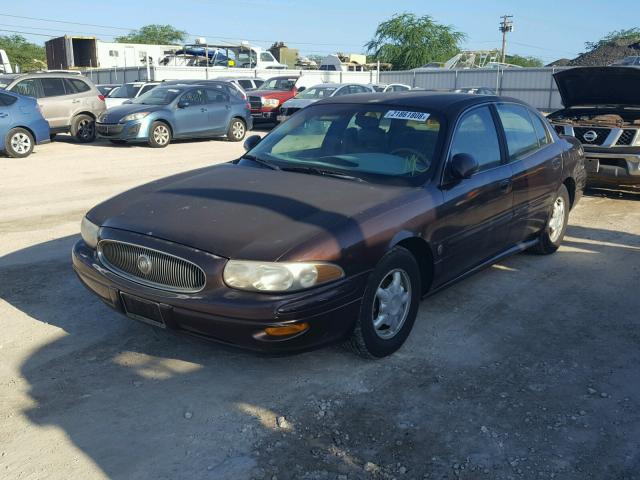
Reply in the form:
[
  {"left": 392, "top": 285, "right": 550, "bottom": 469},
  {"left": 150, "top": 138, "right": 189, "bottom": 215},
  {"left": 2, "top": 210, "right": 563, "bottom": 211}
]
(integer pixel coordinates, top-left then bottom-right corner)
[
  {"left": 249, "top": 89, "right": 292, "bottom": 98},
  {"left": 88, "top": 163, "right": 408, "bottom": 261},
  {"left": 282, "top": 98, "right": 316, "bottom": 109},
  {"left": 554, "top": 67, "right": 640, "bottom": 107},
  {"left": 101, "top": 103, "right": 164, "bottom": 123}
]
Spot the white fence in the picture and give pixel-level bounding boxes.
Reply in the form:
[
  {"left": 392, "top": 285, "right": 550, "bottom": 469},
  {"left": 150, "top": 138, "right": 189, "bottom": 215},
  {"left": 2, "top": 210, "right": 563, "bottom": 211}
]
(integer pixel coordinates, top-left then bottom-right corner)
[{"left": 83, "top": 66, "right": 569, "bottom": 110}]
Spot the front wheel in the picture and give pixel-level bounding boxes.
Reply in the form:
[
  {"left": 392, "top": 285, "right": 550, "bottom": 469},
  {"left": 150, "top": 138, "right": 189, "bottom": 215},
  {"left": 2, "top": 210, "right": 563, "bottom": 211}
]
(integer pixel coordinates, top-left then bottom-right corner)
[
  {"left": 71, "top": 114, "right": 96, "bottom": 143},
  {"left": 531, "top": 184, "right": 570, "bottom": 254},
  {"left": 347, "top": 247, "right": 421, "bottom": 358},
  {"left": 148, "top": 121, "right": 171, "bottom": 148},
  {"left": 227, "top": 118, "right": 246, "bottom": 142}
]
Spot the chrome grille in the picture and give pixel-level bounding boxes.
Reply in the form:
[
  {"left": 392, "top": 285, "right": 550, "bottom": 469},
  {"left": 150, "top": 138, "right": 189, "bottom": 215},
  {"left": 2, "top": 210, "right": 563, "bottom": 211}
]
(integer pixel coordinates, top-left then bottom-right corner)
[
  {"left": 98, "top": 240, "right": 206, "bottom": 293},
  {"left": 616, "top": 129, "right": 637, "bottom": 146},
  {"left": 573, "top": 127, "right": 609, "bottom": 146}
]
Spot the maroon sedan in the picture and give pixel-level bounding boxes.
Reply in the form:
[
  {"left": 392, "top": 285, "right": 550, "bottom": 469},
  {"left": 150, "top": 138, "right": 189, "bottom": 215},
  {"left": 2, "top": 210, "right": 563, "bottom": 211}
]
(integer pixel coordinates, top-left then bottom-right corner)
[{"left": 73, "top": 92, "right": 586, "bottom": 358}]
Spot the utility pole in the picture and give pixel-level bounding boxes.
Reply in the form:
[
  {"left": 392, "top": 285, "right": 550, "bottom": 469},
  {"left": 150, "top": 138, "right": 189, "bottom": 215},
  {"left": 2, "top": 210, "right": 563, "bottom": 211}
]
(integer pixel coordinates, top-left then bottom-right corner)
[{"left": 499, "top": 15, "right": 514, "bottom": 64}]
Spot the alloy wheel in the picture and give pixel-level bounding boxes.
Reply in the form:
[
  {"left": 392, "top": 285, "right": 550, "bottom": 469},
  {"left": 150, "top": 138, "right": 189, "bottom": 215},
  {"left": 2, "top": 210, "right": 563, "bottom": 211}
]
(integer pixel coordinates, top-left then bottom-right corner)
[
  {"left": 372, "top": 269, "right": 412, "bottom": 340},
  {"left": 77, "top": 119, "right": 94, "bottom": 140},
  {"left": 153, "top": 125, "right": 170, "bottom": 145},
  {"left": 548, "top": 196, "right": 566, "bottom": 243},
  {"left": 232, "top": 121, "right": 245, "bottom": 140},
  {"left": 11, "top": 132, "right": 31, "bottom": 155}
]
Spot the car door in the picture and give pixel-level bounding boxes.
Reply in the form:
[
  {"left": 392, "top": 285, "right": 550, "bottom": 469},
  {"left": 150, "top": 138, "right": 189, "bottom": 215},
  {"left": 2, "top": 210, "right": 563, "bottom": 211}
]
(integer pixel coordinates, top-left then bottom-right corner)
[
  {"left": 495, "top": 103, "right": 562, "bottom": 244},
  {"left": 38, "top": 78, "right": 70, "bottom": 130},
  {"left": 434, "top": 104, "right": 514, "bottom": 283},
  {"left": 63, "top": 78, "right": 91, "bottom": 118},
  {"left": 173, "top": 88, "right": 209, "bottom": 137},
  {"left": 0, "top": 92, "right": 13, "bottom": 138},
  {"left": 205, "top": 88, "right": 232, "bottom": 135}
]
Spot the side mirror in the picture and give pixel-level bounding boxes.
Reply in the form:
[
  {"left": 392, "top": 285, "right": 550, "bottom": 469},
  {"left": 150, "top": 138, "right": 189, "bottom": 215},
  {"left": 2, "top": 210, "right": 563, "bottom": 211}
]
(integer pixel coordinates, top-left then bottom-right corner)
[
  {"left": 177, "top": 100, "right": 190, "bottom": 108},
  {"left": 243, "top": 135, "right": 262, "bottom": 151},
  {"left": 450, "top": 153, "right": 479, "bottom": 179},
  {"left": 297, "top": 86, "right": 306, "bottom": 92}
]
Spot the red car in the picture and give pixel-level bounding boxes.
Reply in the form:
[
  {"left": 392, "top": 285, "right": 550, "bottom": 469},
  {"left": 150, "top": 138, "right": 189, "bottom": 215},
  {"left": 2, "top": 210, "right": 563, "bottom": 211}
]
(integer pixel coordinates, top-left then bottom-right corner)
[{"left": 247, "top": 75, "right": 299, "bottom": 123}]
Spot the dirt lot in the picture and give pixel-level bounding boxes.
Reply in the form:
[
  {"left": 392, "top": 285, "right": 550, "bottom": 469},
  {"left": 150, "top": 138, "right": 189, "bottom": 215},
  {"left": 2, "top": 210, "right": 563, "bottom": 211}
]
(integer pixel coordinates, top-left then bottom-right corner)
[{"left": 1, "top": 135, "right": 639, "bottom": 480}]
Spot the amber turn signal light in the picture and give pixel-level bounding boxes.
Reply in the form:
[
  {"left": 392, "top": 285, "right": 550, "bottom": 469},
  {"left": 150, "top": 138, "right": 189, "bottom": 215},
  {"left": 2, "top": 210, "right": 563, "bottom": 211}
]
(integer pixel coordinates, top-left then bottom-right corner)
[{"left": 264, "top": 323, "right": 310, "bottom": 337}]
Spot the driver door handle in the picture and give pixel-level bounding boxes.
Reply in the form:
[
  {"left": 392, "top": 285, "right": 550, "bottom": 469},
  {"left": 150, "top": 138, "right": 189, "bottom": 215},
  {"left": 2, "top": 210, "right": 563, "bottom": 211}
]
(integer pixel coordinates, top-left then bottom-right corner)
[{"left": 200, "top": 108, "right": 208, "bottom": 112}]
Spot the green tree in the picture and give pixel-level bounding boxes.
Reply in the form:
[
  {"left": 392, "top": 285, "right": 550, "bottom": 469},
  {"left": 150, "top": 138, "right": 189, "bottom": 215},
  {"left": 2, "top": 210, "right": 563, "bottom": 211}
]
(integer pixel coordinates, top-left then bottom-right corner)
[
  {"left": 504, "top": 54, "right": 543, "bottom": 67},
  {"left": 585, "top": 28, "right": 640, "bottom": 51},
  {"left": 115, "top": 24, "right": 187, "bottom": 45},
  {"left": 0, "top": 35, "right": 46, "bottom": 72},
  {"left": 366, "top": 13, "right": 466, "bottom": 70}
]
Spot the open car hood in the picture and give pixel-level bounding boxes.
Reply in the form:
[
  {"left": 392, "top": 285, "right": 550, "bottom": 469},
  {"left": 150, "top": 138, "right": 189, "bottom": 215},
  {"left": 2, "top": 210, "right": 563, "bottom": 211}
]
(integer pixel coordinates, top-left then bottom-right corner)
[{"left": 554, "top": 67, "right": 640, "bottom": 108}]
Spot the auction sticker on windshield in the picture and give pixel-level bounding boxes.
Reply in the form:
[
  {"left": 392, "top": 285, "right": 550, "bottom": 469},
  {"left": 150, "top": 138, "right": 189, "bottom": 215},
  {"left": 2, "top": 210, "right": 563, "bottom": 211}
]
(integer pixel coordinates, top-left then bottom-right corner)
[{"left": 384, "top": 110, "right": 430, "bottom": 121}]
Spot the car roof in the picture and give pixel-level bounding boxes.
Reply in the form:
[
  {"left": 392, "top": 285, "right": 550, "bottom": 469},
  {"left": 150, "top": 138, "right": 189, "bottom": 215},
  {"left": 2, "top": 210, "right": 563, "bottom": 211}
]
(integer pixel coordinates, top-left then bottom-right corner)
[
  {"left": 2, "top": 72, "right": 91, "bottom": 80},
  {"left": 314, "top": 91, "right": 518, "bottom": 116}
]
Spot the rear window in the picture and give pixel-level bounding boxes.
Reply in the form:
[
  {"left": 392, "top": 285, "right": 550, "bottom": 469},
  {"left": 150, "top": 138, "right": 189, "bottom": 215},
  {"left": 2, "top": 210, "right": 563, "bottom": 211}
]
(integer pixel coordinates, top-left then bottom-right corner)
[{"left": 41, "top": 78, "right": 67, "bottom": 97}]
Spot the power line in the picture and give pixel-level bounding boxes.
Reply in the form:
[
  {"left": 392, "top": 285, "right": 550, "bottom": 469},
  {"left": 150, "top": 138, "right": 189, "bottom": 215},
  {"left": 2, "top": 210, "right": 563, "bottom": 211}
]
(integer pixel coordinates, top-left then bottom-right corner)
[{"left": 0, "top": 13, "right": 367, "bottom": 49}]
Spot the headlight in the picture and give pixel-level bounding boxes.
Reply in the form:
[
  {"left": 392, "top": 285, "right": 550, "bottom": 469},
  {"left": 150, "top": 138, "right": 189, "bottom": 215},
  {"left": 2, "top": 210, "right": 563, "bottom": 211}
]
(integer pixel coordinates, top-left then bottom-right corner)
[
  {"left": 262, "top": 98, "right": 280, "bottom": 108},
  {"left": 80, "top": 216, "right": 99, "bottom": 249},
  {"left": 97, "top": 112, "right": 107, "bottom": 123},
  {"left": 223, "top": 260, "right": 344, "bottom": 292},
  {"left": 121, "top": 112, "right": 150, "bottom": 123}
]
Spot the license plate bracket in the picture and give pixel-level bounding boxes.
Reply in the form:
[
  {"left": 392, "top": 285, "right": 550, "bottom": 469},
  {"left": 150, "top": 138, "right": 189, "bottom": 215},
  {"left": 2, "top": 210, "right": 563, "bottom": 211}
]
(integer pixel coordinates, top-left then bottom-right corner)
[
  {"left": 585, "top": 157, "right": 600, "bottom": 173},
  {"left": 120, "top": 292, "right": 165, "bottom": 328}
]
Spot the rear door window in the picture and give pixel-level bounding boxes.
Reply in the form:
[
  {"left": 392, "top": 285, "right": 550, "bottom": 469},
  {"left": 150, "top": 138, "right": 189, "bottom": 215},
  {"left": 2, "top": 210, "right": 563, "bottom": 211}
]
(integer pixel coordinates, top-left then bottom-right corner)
[
  {"left": 450, "top": 106, "right": 502, "bottom": 172},
  {"left": 238, "top": 80, "right": 253, "bottom": 89},
  {"left": 138, "top": 84, "right": 157, "bottom": 96},
  {"left": 528, "top": 109, "right": 551, "bottom": 147},
  {"left": 41, "top": 78, "right": 67, "bottom": 97},
  {"left": 496, "top": 104, "right": 541, "bottom": 161},
  {"left": 64, "top": 78, "right": 91, "bottom": 94},
  {"left": 205, "top": 88, "right": 228, "bottom": 103},
  {"left": 12, "top": 79, "right": 42, "bottom": 98}
]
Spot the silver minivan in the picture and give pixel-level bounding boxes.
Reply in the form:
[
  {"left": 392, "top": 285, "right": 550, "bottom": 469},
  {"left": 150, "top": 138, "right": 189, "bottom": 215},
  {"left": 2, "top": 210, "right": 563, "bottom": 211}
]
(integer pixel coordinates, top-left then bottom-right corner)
[{"left": 0, "top": 72, "right": 106, "bottom": 142}]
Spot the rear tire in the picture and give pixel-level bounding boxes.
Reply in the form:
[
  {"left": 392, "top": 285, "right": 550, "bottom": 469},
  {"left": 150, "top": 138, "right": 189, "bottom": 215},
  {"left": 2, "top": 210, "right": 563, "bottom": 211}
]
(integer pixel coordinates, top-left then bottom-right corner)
[
  {"left": 148, "top": 121, "right": 171, "bottom": 148},
  {"left": 531, "top": 184, "right": 570, "bottom": 254},
  {"left": 347, "top": 247, "right": 421, "bottom": 358},
  {"left": 71, "top": 114, "right": 96, "bottom": 143},
  {"left": 5, "top": 128, "right": 34, "bottom": 158},
  {"left": 227, "top": 118, "right": 246, "bottom": 142}
]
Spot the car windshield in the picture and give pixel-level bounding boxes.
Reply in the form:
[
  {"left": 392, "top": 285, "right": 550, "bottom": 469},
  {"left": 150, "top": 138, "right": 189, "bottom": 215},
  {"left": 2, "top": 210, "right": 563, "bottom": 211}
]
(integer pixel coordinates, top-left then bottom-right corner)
[
  {"left": 108, "top": 84, "right": 142, "bottom": 98},
  {"left": 131, "top": 87, "right": 183, "bottom": 105},
  {"left": 261, "top": 78, "right": 296, "bottom": 91},
  {"left": 296, "top": 87, "right": 337, "bottom": 99},
  {"left": 246, "top": 104, "right": 443, "bottom": 185}
]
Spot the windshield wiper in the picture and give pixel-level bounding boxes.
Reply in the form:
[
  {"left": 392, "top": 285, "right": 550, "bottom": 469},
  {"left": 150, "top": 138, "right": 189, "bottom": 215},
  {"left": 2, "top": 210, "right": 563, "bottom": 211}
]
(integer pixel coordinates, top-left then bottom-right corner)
[
  {"left": 242, "top": 154, "right": 280, "bottom": 170},
  {"left": 281, "top": 165, "right": 366, "bottom": 183}
]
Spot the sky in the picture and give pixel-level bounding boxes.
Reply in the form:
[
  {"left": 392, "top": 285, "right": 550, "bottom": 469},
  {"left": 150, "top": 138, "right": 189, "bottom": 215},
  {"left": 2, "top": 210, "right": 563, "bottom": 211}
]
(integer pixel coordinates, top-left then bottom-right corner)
[{"left": 0, "top": 0, "right": 636, "bottom": 64}]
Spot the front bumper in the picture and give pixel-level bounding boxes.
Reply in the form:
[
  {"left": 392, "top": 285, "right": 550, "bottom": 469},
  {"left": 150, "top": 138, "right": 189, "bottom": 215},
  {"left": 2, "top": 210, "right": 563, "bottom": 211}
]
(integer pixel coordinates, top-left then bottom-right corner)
[
  {"left": 72, "top": 230, "right": 366, "bottom": 354},
  {"left": 250, "top": 109, "right": 278, "bottom": 122},
  {"left": 584, "top": 150, "right": 640, "bottom": 186},
  {"left": 96, "top": 120, "right": 146, "bottom": 141}
]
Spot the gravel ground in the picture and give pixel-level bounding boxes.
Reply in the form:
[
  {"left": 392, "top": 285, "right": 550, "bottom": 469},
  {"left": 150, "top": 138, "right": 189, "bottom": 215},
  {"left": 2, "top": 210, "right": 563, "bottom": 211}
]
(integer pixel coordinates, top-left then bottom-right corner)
[{"left": 1, "top": 135, "right": 639, "bottom": 480}]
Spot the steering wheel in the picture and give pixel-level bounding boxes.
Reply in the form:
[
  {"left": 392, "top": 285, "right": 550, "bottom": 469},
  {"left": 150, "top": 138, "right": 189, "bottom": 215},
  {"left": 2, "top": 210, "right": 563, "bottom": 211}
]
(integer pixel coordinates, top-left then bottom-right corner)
[{"left": 389, "top": 148, "right": 430, "bottom": 172}]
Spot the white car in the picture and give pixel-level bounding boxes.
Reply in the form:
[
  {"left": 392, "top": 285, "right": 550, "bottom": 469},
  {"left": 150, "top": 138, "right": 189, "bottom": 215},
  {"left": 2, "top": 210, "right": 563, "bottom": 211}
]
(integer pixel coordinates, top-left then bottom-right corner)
[
  {"left": 372, "top": 83, "right": 412, "bottom": 93},
  {"left": 105, "top": 82, "right": 160, "bottom": 108},
  {"left": 278, "top": 83, "right": 375, "bottom": 122},
  {"left": 215, "top": 77, "right": 264, "bottom": 92}
]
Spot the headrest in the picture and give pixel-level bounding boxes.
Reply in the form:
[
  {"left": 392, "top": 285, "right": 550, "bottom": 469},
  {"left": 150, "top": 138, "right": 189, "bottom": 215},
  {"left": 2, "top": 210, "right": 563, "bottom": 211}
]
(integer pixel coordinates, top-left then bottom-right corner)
[{"left": 355, "top": 114, "right": 379, "bottom": 129}]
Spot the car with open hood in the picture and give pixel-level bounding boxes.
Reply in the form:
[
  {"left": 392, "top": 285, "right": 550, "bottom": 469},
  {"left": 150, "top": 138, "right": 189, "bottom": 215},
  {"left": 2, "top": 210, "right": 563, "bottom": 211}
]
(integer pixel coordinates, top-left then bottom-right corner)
[
  {"left": 73, "top": 92, "right": 585, "bottom": 357},
  {"left": 277, "top": 83, "right": 374, "bottom": 122},
  {"left": 548, "top": 66, "right": 640, "bottom": 187}
]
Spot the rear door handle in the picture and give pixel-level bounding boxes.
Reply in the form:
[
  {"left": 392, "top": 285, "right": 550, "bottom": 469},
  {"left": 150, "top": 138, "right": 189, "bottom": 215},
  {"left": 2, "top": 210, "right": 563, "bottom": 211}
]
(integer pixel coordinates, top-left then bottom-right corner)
[
  {"left": 72, "top": 99, "right": 81, "bottom": 104},
  {"left": 499, "top": 179, "right": 512, "bottom": 192},
  {"left": 0, "top": 113, "right": 8, "bottom": 118},
  {"left": 200, "top": 108, "right": 207, "bottom": 112}
]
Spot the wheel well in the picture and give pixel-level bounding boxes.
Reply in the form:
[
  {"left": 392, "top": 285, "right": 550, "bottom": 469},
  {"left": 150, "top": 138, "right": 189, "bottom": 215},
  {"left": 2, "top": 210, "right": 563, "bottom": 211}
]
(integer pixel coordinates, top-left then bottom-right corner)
[
  {"left": 75, "top": 111, "right": 96, "bottom": 120},
  {"left": 12, "top": 126, "right": 36, "bottom": 141},
  {"left": 396, "top": 237, "right": 434, "bottom": 295},
  {"left": 563, "top": 177, "right": 576, "bottom": 207},
  {"left": 232, "top": 116, "right": 246, "bottom": 126},
  {"left": 152, "top": 119, "right": 173, "bottom": 136}
]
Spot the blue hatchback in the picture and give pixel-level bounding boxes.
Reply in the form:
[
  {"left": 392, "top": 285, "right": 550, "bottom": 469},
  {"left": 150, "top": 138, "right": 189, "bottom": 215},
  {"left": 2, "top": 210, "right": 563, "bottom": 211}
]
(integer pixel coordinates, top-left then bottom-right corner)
[
  {"left": 96, "top": 83, "right": 253, "bottom": 148},
  {"left": 0, "top": 89, "right": 50, "bottom": 158}
]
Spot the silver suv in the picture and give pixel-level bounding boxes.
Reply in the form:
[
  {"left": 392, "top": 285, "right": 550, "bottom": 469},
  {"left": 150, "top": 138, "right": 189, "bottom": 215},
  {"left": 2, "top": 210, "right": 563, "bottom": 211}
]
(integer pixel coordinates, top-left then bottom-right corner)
[{"left": 0, "top": 72, "right": 106, "bottom": 142}]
